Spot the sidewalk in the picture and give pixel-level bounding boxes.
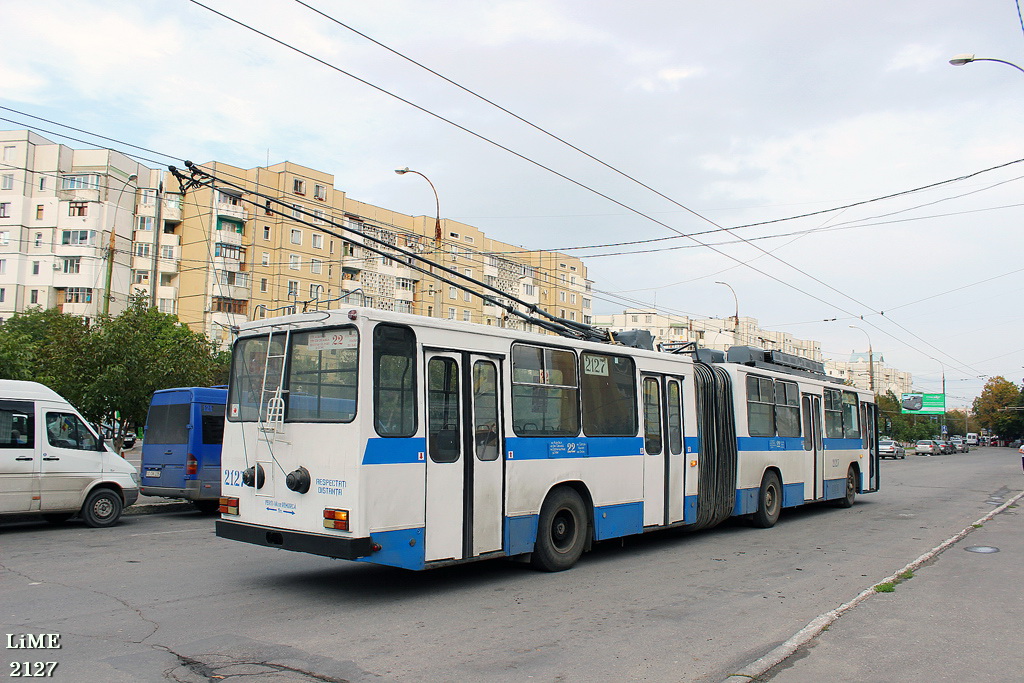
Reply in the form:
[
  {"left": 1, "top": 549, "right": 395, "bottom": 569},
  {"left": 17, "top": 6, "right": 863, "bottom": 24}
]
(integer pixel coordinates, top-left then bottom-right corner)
[{"left": 724, "top": 489, "right": 1024, "bottom": 682}]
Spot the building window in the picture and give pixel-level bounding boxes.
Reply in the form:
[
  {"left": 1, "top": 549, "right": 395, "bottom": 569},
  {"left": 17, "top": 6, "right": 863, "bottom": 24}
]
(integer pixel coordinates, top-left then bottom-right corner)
[
  {"left": 311, "top": 233, "right": 323, "bottom": 249},
  {"left": 448, "top": 307, "right": 456, "bottom": 319},
  {"left": 260, "top": 278, "right": 268, "bottom": 293},
  {"left": 290, "top": 229, "right": 302, "bottom": 245},
  {"left": 35, "top": 205, "right": 43, "bottom": 220},
  {"left": 464, "top": 290, "right": 472, "bottom": 302},
  {"left": 61, "top": 175, "right": 99, "bottom": 190},
  {"left": 132, "top": 270, "right": 149, "bottom": 284},
  {"left": 64, "top": 287, "right": 93, "bottom": 304},
  {"left": 214, "top": 242, "right": 244, "bottom": 260},
  {"left": 217, "top": 218, "right": 244, "bottom": 234},
  {"left": 396, "top": 278, "right": 414, "bottom": 291},
  {"left": 63, "top": 230, "right": 94, "bottom": 245},
  {"left": 310, "top": 258, "right": 323, "bottom": 274},
  {"left": 523, "top": 284, "right": 535, "bottom": 296},
  {"left": 62, "top": 258, "right": 80, "bottom": 274},
  {"left": 2, "top": 146, "right": 15, "bottom": 162},
  {"left": 287, "top": 280, "right": 299, "bottom": 297},
  {"left": 29, "top": 290, "right": 38, "bottom": 304},
  {"left": 313, "top": 209, "right": 324, "bottom": 224},
  {"left": 291, "top": 204, "right": 301, "bottom": 219},
  {"left": 1, "top": 174, "right": 13, "bottom": 190},
  {"left": 34, "top": 233, "right": 42, "bottom": 247},
  {"left": 134, "top": 243, "right": 151, "bottom": 257},
  {"left": 263, "top": 225, "right": 271, "bottom": 240},
  {"left": 293, "top": 178, "right": 306, "bottom": 195},
  {"left": 137, "top": 216, "right": 154, "bottom": 231},
  {"left": 261, "top": 252, "right": 270, "bottom": 266},
  {"left": 158, "top": 298, "right": 176, "bottom": 314},
  {"left": 0, "top": 231, "right": 10, "bottom": 245},
  {"left": 218, "top": 192, "right": 241, "bottom": 206},
  {"left": 0, "top": 203, "right": 11, "bottom": 218},
  {"left": 314, "top": 184, "right": 327, "bottom": 201},
  {"left": 264, "top": 200, "right": 274, "bottom": 216},
  {"left": 69, "top": 202, "right": 88, "bottom": 217},
  {"left": 0, "top": 260, "right": 6, "bottom": 274},
  {"left": 212, "top": 297, "right": 247, "bottom": 315},
  {"left": 559, "top": 291, "right": 566, "bottom": 302},
  {"left": 463, "top": 310, "right": 471, "bottom": 321},
  {"left": 161, "top": 245, "right": 175, "bottom": 259},
  {"left": 139, "top": 189, "right": 156, "bottom": 204},
  {"left": 0, "top": 287, "right": 4, "bottom": 301},
  {"left": 289, "top": 254, "right": 301, "bottom": 270},
  {"left": 448, "top": 286, "right": 457, "bottom": 299},
  {"left": 38, "top": 177, "right": 46, "bottom": 191},
  {"left": 31, "top": 261, "right": 39, "bottom": 275}
]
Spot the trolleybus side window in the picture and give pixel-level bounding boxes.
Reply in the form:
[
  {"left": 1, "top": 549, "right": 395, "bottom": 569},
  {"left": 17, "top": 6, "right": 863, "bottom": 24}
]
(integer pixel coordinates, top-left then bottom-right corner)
[
  {"left": 824, "top": 388, "right": 844, "bottom": 438},
  {"left": 667, "top": 379, "right": 683, "bottom": 455},
  {"left": 511, "top": 344, "right": 579, "bottom": 437},
  {"left": 642, "top": 377, "right": 662, "bottom": 454},
  {"left": 473, "top": 361, "right": 499, "bottom": 461},
  {"left": 775, "top": 380, "right": 801, "bottom": 438},
  {"left": 842, "top": 391, "right": 861, "bottom": 439},
  {"left": 427, "top": 357, "right": 460, "bottom": 463},
  {"left": 287, "top": 328, "right": 358, "bottom": 422},
  {"left": 373, "top": 324, "right": 417, "bottom": 437},
  {"left": 581, "top": 352, "right": 637, "bottom": 437},
  {"left": 746, "top": 375, "right": 775, "bottom": 437}
]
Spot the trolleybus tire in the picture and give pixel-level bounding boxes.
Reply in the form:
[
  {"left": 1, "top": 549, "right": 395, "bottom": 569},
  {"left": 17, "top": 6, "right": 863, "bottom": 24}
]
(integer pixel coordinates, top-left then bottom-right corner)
[
  {"left": 531, "top": 487, "right": 588, "bottom": 572},
  {"left": 751, "top": 471, "right": 782, "bottom": 528},
  {"left": 835, "top": 466, "right": 857, "bottom": 508},
  {"left": 80, "top": 488, "right": 123, "bottom": 528}
]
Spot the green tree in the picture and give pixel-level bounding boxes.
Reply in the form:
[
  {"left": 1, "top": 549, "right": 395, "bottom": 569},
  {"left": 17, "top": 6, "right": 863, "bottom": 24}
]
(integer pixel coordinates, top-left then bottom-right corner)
[
  {"left": 0, "top": 307, "right": 92, "bottom": 402},
  {"left": 972, "top": 377, "right": 1021, "bottom": 439},
  {"left": 83, "top": 295, "right": 229, "bottom": 445}
]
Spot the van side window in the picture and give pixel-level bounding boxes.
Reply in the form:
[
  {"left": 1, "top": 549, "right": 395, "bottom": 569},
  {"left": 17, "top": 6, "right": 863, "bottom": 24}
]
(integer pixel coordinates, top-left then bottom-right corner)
[
  {"left": 0, "top": 400, "right": 34, "bottom": 448},
  {"left": 201, "top": 405, "right": 226, "bottom": 444},
  {"left": 45, "top": 412, "right": 100, "bottom": 451}
]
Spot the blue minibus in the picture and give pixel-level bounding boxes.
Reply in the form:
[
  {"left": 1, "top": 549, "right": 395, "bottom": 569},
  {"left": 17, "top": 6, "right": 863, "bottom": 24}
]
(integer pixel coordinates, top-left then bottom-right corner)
[{"left": 140, "top": 386, "right": 227, "bottom": 512}]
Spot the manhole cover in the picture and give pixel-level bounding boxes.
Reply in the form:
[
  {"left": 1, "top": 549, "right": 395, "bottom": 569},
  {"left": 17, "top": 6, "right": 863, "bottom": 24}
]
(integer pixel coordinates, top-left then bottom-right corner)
[{"left": 965, "top": 546, "right": 1000, "bottom": 553}]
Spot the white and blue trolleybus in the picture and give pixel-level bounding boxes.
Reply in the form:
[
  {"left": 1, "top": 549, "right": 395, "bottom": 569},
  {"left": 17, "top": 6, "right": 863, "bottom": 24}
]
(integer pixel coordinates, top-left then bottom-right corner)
[{"left": 215, "top": 306, "right": 879, "bottom": 571}]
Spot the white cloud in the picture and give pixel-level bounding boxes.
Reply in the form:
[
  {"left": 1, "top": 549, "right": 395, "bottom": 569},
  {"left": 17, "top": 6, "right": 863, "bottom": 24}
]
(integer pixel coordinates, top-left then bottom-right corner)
[
  {"left": 633, "top": 65, "right": 706, "bottom": 92},
  {"left": 885, "top": 43, "right": 944, "bottom": 72}
]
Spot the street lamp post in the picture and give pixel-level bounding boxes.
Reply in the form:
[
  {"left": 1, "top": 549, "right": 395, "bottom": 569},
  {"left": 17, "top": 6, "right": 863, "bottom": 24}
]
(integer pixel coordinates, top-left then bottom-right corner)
[
  {"left": 848, "top": 325, "right": 875, "bottom": 393},
  {"left": 714, "top": 281, "right": 740, "bottom": 344},
  {"left": 103, "top": 173, "right": 138, "bottom": 315},
  {"left": 949, "top": 53, "right": 1024, "bottom": 74},
  {"left": 395, "top": 167, "right": 442, "bottom": 318}
]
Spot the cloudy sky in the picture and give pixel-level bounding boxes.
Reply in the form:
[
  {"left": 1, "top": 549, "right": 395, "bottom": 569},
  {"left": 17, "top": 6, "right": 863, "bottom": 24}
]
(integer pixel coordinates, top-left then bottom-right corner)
[{"left": 3, "top": 0, "right": 1023, "bottom": 407}]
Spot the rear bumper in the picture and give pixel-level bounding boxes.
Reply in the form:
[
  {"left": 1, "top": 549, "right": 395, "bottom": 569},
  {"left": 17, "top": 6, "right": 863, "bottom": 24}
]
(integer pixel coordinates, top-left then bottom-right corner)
[
  {"left": 215, "top": 519, "right": 374, "bottom": 560},
  {"left": 140, "top": 480, "right": 215, "bottom": 501}
]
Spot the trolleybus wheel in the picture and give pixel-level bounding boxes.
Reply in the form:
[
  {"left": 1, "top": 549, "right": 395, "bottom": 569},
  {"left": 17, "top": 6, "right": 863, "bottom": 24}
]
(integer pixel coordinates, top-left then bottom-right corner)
[
  {"left": 835, "top": 466, "right": 857, "bottom": 508},
  {"left": 531, "top": 487, "right": 588, "bottom": 572},
  {"left": 751, "top": 471, "right": 782, "bottom": 528}
]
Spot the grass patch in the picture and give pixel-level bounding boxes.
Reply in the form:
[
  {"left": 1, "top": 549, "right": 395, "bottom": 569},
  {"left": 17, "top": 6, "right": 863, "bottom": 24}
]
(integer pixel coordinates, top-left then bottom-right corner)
[
  {"left": 898, "top": 570, "right": 915, "bottom": 581},
  {"left": 875, "top": 582, "right": 896, "bottom": 593},
  {"left": 972, "top": 524, "right": 983, "bottom": 529}
]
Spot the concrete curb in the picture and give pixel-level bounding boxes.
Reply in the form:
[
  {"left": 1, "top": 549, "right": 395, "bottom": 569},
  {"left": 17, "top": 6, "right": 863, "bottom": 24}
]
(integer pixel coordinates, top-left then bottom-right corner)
[
  {"left": 720, "top": 488, "right": 1024, "bottom": 683},
  {"left": 125, "top": 501, "right": 198, "bottom": 515}
]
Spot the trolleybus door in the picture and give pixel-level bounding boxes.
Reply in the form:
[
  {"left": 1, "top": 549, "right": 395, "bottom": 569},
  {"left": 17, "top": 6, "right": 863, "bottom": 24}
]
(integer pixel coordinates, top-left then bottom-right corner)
[
  {"left": 469, "top": 356, "right": 504, "bottom": 556},
  {"left": 424, "top": 352, "right": 465, "bottom": 562},
  {"left": 642, "top": 375, "right": 686, "bottom": 527},
  {"left": 802, "top": 393, "right": 824, "bottom": 500},
  {"left": 424, "top": 351, "right": 506, "bottom": 563}
]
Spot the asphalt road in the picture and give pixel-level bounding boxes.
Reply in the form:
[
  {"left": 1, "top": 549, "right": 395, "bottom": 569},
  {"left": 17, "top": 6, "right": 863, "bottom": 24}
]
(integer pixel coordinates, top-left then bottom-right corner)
[{"left": 1, "top": 447, "right": 1021, "bottom": 682}]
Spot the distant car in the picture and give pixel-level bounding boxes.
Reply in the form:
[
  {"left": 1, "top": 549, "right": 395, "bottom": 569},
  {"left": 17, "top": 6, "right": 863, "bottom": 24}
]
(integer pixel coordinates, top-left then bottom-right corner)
[
  {"left": 950, "top": 438, "right": 968, "bottom": 453},
  {"left": 916, "top": 440, "right": 940, "bottom": 455},
  {"left": 879, "top": 440, "right": 906, "bottom": 459},
  {"left": 122, "top": 432, "right": 137, "bottom": 449},
  {"left": 939, "top": 440, "right": 956, "bottom": 454}
]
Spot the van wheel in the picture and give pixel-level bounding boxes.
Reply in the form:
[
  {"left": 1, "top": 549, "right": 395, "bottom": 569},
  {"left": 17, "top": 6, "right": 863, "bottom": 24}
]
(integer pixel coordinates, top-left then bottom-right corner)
[
  {"left": 43, "top": 513, "right": 73, "bottom": 524},
  {"left": 531, "top": 487, "right": 588, "bottom": 572},
  {"left": 194, "top": 500, "right": 220, "bottom": 514},
  {"left": 751, "top": 471, "right": 782, "bottom": 528},
  {"left": 81, "top": 489, "right": 123, "bottom": 528}
]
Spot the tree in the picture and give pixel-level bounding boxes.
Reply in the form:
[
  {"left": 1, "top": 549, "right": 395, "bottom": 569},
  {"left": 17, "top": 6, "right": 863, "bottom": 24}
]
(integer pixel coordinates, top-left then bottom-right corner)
[
  {"left": 0, "top": 307, "right": 92, "bottom": 403},
  {"left": 972, "top": 377, "right": 1022, "bottom": 439},
  {"left": 83, "top": 295, "right": 229, "bottom": 446}
]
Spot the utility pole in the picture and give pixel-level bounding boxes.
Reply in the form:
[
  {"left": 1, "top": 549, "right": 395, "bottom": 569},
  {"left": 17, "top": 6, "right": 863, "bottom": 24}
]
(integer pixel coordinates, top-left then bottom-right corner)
[{"left": 104, "top": 174, "right": 137, "bottom": 315}]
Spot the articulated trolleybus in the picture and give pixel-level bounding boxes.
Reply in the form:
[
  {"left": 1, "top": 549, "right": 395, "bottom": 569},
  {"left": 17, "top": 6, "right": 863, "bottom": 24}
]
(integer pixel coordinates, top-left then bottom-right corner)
[{"left": 215, "top": 307, "right": 878, "bottom": 571}]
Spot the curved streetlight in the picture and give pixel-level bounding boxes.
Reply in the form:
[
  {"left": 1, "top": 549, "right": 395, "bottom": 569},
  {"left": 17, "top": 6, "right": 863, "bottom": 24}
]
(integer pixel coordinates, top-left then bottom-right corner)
[
  {"left": 848, "top": 325, "right": 874, "bottom": 393},
  {"left": 395, "top": 167, "right": 443, "bottom": 319},
  {"left": 714, "top": 281, "right": 740, "bottom": 343},
  {"left": 103, "top": 173, "right": 138, "bottom": 315},
  {"left": 948, "top": 53, "right": 1024, "bottom": 75}
]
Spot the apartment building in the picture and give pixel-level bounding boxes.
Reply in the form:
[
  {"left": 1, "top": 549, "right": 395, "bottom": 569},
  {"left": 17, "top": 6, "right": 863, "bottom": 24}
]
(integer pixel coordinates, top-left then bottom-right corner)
[{"left": 0, "top": 130, "right": 183, "bottom": 321}]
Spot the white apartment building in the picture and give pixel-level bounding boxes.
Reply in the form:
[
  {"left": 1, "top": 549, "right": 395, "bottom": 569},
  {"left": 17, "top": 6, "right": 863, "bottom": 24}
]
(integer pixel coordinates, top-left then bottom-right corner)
[
  {"left": 595, "top": 308, "right": 913, "bottom": 394},
  {"left": 0, "top": 131, "right": 182, "bottom": 321}
]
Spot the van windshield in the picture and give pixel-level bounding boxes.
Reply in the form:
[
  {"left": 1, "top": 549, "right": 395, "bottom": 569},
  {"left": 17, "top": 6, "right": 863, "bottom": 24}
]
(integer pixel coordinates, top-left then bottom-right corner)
[{"left": 146, "top": 403, "right": 190, "bottom": 444}]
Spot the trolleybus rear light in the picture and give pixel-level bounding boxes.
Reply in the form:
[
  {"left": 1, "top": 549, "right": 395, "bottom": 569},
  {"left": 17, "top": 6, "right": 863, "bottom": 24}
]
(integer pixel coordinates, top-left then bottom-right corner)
[
  {"left": 323, "top": 508, "right": 349, "bottom": 530},
  {"left": 219, "top": 497, "right": 240, "bottom": 515}
]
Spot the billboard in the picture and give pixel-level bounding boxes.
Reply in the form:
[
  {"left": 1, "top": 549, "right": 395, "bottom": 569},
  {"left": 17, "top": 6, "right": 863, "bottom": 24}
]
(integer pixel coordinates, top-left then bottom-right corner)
[{"left": 900, "top": 393, "right": 946, "bottom": 415}]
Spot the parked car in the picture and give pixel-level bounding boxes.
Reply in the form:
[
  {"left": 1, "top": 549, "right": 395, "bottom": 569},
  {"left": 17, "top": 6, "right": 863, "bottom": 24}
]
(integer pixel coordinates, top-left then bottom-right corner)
[
  {"left": 0, "top": 380, "right": 139, "bottom": 527},
  {"left": 950, "top": 437, "right": 968, "bottom": 453},
  {"left": 916, "top": 439, "right": 940, "bottom": 455},
  {"left": 879, "top": 440, "right": 906, "bottom": 459},
  {"left": 122, "top": 431, "right": 137, "bottom": 449}
]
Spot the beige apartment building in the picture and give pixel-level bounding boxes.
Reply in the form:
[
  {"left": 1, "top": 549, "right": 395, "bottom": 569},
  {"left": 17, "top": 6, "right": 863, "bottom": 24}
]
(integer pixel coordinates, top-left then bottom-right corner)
[{"left": 0, "top": 131, "right": 591, "bottom": 344}]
